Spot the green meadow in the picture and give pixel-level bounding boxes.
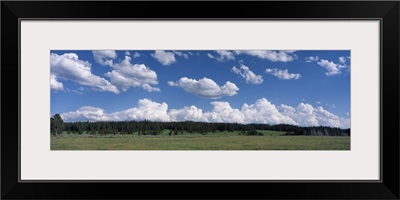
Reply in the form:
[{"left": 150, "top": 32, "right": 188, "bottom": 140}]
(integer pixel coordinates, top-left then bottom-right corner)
[{"left": 51, "top": 130, "right": 350, "bottom": 150}]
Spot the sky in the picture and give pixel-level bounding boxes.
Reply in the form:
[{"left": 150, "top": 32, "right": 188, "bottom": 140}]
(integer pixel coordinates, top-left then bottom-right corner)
[{"left": 50, "top": 50, "right": 351, "bottom": 128}]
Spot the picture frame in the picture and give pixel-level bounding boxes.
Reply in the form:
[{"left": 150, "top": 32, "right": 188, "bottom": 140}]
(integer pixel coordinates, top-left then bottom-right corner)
[{"left": 2, "top": 1, "right": 399, "bottom": 199}]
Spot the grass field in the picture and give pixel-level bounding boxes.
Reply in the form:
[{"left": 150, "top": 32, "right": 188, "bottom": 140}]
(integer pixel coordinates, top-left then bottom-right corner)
[{"left": 51, "top": 130, "right": 350, "bottom": 150}]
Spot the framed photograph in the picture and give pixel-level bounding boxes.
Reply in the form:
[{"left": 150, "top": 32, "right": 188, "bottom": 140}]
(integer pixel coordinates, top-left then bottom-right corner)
[{"left": 2, "top": 1, "right": 399, "bottom": 199}]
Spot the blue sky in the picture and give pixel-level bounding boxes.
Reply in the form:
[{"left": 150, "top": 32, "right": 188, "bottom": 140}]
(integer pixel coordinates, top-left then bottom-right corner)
[{"left": 50, "top": 50, "right": 350, "bottom": 128}]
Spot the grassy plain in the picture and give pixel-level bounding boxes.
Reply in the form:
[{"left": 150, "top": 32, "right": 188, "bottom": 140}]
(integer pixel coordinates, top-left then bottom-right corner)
[{"left": 51, "top": 130, "right": 350, "bottom": 150}]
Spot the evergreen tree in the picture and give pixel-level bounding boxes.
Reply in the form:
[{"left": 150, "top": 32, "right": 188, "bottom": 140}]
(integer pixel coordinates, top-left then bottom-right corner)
[{"left": 50, "top": 114, "right": 64, "bottom": 135}]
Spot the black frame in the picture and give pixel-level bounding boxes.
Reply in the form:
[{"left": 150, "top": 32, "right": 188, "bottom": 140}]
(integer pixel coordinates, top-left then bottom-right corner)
[{"left": 2, "top": 1, "right": 399, "bottom": 199}]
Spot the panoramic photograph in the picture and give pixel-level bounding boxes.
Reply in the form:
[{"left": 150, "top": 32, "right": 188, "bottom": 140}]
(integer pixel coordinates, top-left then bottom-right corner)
[{"left": 50, "top": 50, "right": 350, "bottom": 150}]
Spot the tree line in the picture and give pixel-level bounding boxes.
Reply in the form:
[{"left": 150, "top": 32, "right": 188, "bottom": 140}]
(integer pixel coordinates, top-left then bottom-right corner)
[{"left": 50, "top": 114, "right": 350, "bottom": 136}]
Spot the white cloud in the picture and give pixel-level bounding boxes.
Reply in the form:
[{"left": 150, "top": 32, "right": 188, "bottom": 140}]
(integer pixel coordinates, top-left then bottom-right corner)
[
  {"left": 50, "top": 74, "right": 64, "bottom": 91},
  {"left": 92, "top": 50, "right": 117, "bottom": 66},
  {"left": 241, "top": 98, "right": 297, "bottom": 124},
  {"left": 125, "top": 51, "right": 130, "bottom": 56},
  {"left": 61, "top": 98, "right": 350, "bottom": 128},
  {"left": 168, "top": 77, "right": 239, "bottom": 99},
  {"left": 50, "top": 53, "right": 119, "bottom": 93},
  {"left": 169, "top": 105, "right": 205, "bottom": 121},
  {"left": 316, "top": 101, "right": 321, "bottom": 104},
  {"left": 338, "top": 56, "right": 346, "bottom": 63},
  {"left": 105, "top": 55, "right": 160, "bottom": 92},
  {"left": 204, "top": 102, "right": 245, "bottom": 123},
  {"left": 305, "top": 56, "right": 319, "bottom": 62},
  {"left": 173, "top": 51, "right": 189, "bottom": 59},
  {"left": 61, "top": 106, "right": 110, "bottom": 122},
  {"left": 234, "top": 50, "right": 296, "bottom": 62},
  {"left": 109, "top": 99, "right": 170, "bottom": 121},
  {"left": 231, "top": 64, "right": 263, "bottom": 84},
  {"left": 317, "top": 59, "right": 347, "bottom": 76},
  {"left": 208, "top": 50, "right": 235, "bottom": 62},
  {"left": 167, "top": 81, "right": 177, "bottom": 87},
  {"left": 279, "top": 103, "right": 319, "bottom": 126},
  {"left": 265, "top": 68, "right": 301, "bottom": 80},
  {"left": 169, "top": 99, "right": 295, "bottom": 125},
  {"left": 278, "top": 103, "right": 350, "bottom": 128},
  {"left": 207, "top": 53, "right": 216, "bottom": 59},
  {"left": 61, "top": 99, "right": 170, "bottom": 122},
  {"left": 133, "top": 52, "right": 140, "bottom": 58},
  {"left": 315, "top": 106, "right": 350, "bottom": 128},
  {"left": 151, "top": 50, "right": 176, "bottom": 65}
]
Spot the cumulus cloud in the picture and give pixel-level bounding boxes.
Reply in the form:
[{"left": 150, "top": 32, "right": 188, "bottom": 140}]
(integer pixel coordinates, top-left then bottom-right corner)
[
  {"left": 169, "top": 106, "right": 205, "bottom": 121},
  {"left": 315, "top": 106, "right": 344, "bottom": 127},
  {"left": 109, "top": 99, "right": 170, "bottom": 121},
  {"left": 265, "top": 68, "right": 301, "bottom": 80},
  {"left": 50, "top": 74, "right": 64, "bottom": 91},
  {"left": 61, "top": 106, "right": 110, "bottom": 122},
  {"left": 279, "top": 103, "right": 319, "bottom": 126},
  {"left": 305, "top": 56, "right": 319, "bottom": 62},
  {"left": 200, "top": 100, "right": 350, "bottom": 128},
  {"left": 169, "top": 103, "right": 243, "bottom": 123},
  {"left": 208, "top": 50, "right": 235, "bottom": 62},
  {"left": 338, "top": 56, "right": 346, "bottom": 63},
  {"left": 105, "top": 55, "right": 160, "bottom": 92},
  {"left": 278, "top": 103, "right": 350, "bottom": 128},
  {"left": 50, "top": 53, "right": 119, "bottom": 93},
  {"left": 231, "top": 64, "right": 263, "bottom": 84},
  {"left": 92, "top": 50, "right": 117, "bottom": 66},
  {"left": 203, "top": 101, "right": 245, "bottom": 123},
  {"left": 173, "top": 51, "right": 189, "bottom": 59},
  {"left": 241, "top": 98, "right": 297, "bottom": 124},
  {"left": 168, "top": 77, "right": 239, "bottom": 99},
  {"left": 61, "top": 98, "right": 350, "bottom": 128},
  {"left": 317, "top": 59, "right": 347, "bottom": 76},
  {"left": 151, "top": 50, "right": 176, "bottom": 65},
  {"left": 234, "top": 50, "right": 296, "bottom": 62},
  {"left": 61, "top": 99, "right": 170, "bottom": 122}
]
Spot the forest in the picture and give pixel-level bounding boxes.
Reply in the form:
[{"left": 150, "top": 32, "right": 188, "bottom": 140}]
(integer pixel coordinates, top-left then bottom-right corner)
[{"left": 51, "top": 114, "right": 350, "bottom": 137}]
